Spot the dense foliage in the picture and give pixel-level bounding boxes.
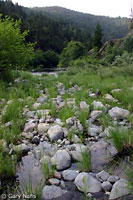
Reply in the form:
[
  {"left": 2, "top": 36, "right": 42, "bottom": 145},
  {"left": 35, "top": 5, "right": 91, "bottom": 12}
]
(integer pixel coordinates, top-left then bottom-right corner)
[
  {"left": 34, "top": 6, "right": 129, "bottom": 42},
  {"left": 92, "top": 23, "right": 103, "bottom": 50},
  {"left": 58, "top": 41, "right": 87, "bottom": 67},
  {"left": 0, "top": 15, "right": 34, "bottom": 73}
]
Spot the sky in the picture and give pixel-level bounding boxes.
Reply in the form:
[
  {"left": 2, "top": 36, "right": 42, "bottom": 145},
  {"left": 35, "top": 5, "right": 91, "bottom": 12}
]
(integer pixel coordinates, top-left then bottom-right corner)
[{"left": 12, "top": 0, "right": 133, "bottom": 18}]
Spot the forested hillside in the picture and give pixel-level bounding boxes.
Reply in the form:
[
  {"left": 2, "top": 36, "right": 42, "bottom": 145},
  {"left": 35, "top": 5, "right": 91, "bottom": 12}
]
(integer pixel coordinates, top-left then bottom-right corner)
[
  {"left": 0, "top": 0, "right": 129, "bottom": 54},
  {"left": 33, "top": 6, "right": 129, "bottom": 42}
]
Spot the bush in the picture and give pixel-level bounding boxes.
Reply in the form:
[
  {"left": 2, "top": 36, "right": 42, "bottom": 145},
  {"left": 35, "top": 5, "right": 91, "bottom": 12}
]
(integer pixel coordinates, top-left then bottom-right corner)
[
  {"left": 124, "top": 34, "right": 133, "bottom": 53},
  {"left": 58, "top": 41, "right": 87, "bottom": 67},
  {"left": 0, "top": 15, "right": 34, "bottom": 73}
]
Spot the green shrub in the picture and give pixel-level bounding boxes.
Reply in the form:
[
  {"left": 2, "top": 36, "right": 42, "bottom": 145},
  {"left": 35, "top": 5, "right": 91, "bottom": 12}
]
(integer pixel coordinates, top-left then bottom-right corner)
[
  {"left": 0, "top": 15, "right": 34, "bottom": 73},
  {"left": 58, "top": 41, "right": 87, "bottom": 67}
]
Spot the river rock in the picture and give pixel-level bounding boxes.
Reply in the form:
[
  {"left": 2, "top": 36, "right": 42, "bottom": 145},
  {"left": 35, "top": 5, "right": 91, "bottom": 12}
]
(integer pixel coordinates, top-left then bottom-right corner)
[
  {"left": 47, "top": 125, "right": 63, "bottom": 142},
  {"left": 80, "top": 101, "right": 89, "bottom": 110},
  {"left": 24, "top": 122, "right": 36, "bottom": 132},
  {"left": 92, "top": 101, "right": 105, "bottom": 110},
  {"left": 105, "top": 94, "right": 118, "bottom": 102},
  {"left": 74, "top": 172, "right": 102, "bottom": 193},
  {"left": 51, "top": 150, "right": 71, "bottom": 170},
  {"left": 42, "top": 185, "right": 67, "bottom": 200},
  {"left": 109, "top": 179, "right": 130, "bottom": 199},
  {"left": 96, "top": 170, "right": 110, "bottom": 181},
  {"left": 107, "top": 176, "right": 119, "bottom": 183},
  {"left": 102, "top": 181, "right": 112, "bottom": 191},
  {"left": 109, "top": 107, "right": 130, "bottom": 120},
  {"left": 90, "top": 110, "right": 103, "bottom": 120},
  {"left": 26, "top": 111, "right": 35, "bottom": 118},
  {"left": 13, "top": 144, "right": 30, "bottom": 154},
  {"left": 62, "top": 170, "right": 79, "bottom": 181},
  {"left": 88, "top": 125, "right": 102, "bottom": 136},
  {"left": 48, "top": 178, "right": 60, "bottom": 186},
  {"left": 38, "top": 123, "right": 49, "bottom": 134}
]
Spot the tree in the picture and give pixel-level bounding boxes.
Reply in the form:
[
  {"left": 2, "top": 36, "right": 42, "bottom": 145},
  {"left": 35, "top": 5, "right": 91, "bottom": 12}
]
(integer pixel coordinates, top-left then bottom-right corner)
[
  {"left": 0, "top": 15, "right": 34, "bottom": 73},
  {"left": 58, "top": 41, "right": 87, "bottom": 67},
  {"left": 92, "top": 23, "right": 103, "bottom": 51}
]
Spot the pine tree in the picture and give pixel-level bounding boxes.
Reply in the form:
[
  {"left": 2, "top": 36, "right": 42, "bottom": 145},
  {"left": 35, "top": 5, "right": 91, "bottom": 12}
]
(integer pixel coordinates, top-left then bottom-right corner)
[{"left": 92, "top": 23, "right": 103, "bottom": 50}]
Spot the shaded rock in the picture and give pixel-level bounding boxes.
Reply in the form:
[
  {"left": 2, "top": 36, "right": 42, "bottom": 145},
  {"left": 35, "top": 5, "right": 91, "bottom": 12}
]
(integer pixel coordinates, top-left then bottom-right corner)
[
  {"left": 62, "top": 170, "right": 79, "bottom": 181},
  {"left": 13, "top": 144, "right": 30, "bottom": 154},
  {"left": 74, "top": 172, "right": 102, "bottom": 193},
  {"left": 109, "top": 179, "right": 130, "bottom": 199},
  {"left": 51, "top": 150, "right": 71, "bottom": 170},
  {"left": 42, "top": 185, "right": 67, "bottom": 200},
  {"left": 47, "top": 125, "right": 63, "bottom": 142},
  {"left": 32, "top": 136, "right": 40, "bottom": 144},
  {"left": 107, "top": 176, "right": 119, "bottom": 184},
  {"left": 109, "top": 107, "right": 130, "bottom": 120},
  {"left": 24, "top": 122, "right": 36, "bottom": 132},
  {"left": 102, "top": 181, "right": 112, "bottom": 191}
]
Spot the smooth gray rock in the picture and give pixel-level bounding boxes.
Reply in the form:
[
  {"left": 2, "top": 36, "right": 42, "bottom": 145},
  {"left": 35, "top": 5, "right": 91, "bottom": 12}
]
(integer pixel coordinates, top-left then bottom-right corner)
[
  {"left": 47, "top": 125, "right": 63, "bottom": 142},
  {"left": 109, "top": 107, "right": 130, "bottom": 120},
  {"left": 109, "top": 179, "right": 130, "bottom": 199},
  {"left": 96, "top": 170, "right": 110, "bottom": 181},
  {"left": 102, "top": 181, "right": 112, "bottom": 191},
  {"left": 40, "top": 155, "right": 51, "bottom": 165},
  {"left": 62, "top": 170, "right": 79, "bottom": 181},
  {"left": 51, "top": 150, "right": 71, "bottom": 170},
  {"left": 42, "top": 185, "right": 67, "bottom": 200},
  {"left": 74, "top": 172, "right": 102, "bottom": 193}
]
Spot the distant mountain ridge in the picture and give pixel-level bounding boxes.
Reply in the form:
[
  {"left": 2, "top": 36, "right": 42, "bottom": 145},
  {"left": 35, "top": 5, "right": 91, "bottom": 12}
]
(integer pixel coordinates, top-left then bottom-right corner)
[{"left": 32, "top": 6, "right": 129, "bottom": 41}]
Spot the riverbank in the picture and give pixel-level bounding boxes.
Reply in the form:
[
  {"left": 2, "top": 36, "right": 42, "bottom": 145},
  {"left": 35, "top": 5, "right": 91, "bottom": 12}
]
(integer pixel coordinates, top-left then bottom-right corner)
[{"left": 0, "top": 67, "right": 133, "bottom": 199}]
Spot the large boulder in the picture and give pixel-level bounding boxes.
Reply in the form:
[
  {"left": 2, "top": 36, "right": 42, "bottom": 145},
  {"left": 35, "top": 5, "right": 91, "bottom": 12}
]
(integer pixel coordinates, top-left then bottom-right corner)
[
  {"left": 42, "top": 185, "right": 67, "bottom": 200},
  {"left": 109, "top": 179, "right": 130, "bottom": 199},
  {"left": 47, "top": 125, "right": 63, "bottom": 142},
  {"left": 74, "top": 172, "right": 102, "bottom": 193},
  {"left": 51, "top": 150, "right": 71, "bottom": 170},
  {"left": 108, "top": 107, "right": 130, "bottom": 120}
]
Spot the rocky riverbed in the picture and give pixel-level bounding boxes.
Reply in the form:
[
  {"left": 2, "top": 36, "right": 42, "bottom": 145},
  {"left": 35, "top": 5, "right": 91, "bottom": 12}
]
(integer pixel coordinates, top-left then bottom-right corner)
[{"left": 0, "top": 74, "right": 133, "bottom": 200}]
